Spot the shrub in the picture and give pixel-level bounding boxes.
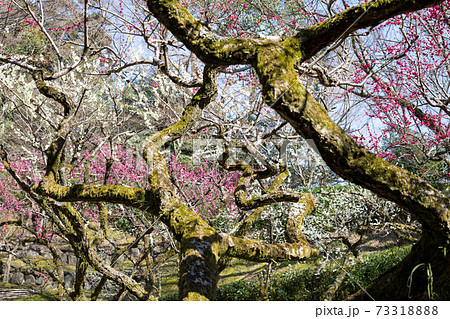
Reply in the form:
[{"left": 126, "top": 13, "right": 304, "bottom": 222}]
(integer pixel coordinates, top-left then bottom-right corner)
[
  {"left": 216, "top": 276, "right": 262, "bottom": 301},
  {"left": 216, "top": 246, "right": 412, "bottom": 301},
  {"left": 337, "top": 245, "right": 411, "bottom": 299}
]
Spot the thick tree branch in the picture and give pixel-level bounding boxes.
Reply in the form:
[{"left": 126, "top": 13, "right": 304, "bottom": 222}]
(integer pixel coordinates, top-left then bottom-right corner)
[
  {"left": 147, "top": 0, "right": 445, "bottom": 67},
  {"left": 146, "top": 0, "right": 272, "bottom": 65},
  {"left": 285, "top": 194, "right": 316, "bottom": 244},
  {"left": 292, "top": 0, "right": 445, "bottom": 61},
  {"left": 32, "top": 182, "right": 160, "bottom": 212},
  {"left": 220, "top": 233, "right": 318, "bottom": 262}
]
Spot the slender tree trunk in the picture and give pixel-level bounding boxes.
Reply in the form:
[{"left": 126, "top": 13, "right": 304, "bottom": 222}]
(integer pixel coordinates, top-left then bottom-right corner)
[
  {"left": 2, "top": 252, "right": 13, "bottom": 284},
  {"left": 71, "top": 258, "right": 88, "bottom": 300},
  {"left": 2, "top": 242, "right": 19, "bottom": 284}
]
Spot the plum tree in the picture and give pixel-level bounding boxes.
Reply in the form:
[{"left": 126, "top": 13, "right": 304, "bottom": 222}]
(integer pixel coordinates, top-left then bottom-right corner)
[{"left": 0, "top": 0, "right": 449, "bottom": 301}]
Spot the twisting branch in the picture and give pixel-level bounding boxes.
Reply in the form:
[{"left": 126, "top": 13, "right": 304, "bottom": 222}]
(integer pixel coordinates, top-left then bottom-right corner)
[
  {"left": 217, "top": 135, "right": 315, "bottom": 211},
  {"left": 31, "top": 70, "right": 75, "bottom": 179},
  {"left": 220, "top": 233, "right": 318, "bottom": 262}
]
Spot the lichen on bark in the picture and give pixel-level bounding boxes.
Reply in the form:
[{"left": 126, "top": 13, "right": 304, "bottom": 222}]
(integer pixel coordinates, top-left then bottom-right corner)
[{"left": 285, "top": 194, "right": 316, "bottom": 244}]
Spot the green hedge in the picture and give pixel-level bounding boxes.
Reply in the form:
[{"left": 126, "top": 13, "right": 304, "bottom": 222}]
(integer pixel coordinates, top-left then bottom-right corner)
[
  {"left": 159, "top": 245, "right": 450, "bottom": 300},
  {"left": 217, "top": 246, "right": 411, "bottom": 301}
]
